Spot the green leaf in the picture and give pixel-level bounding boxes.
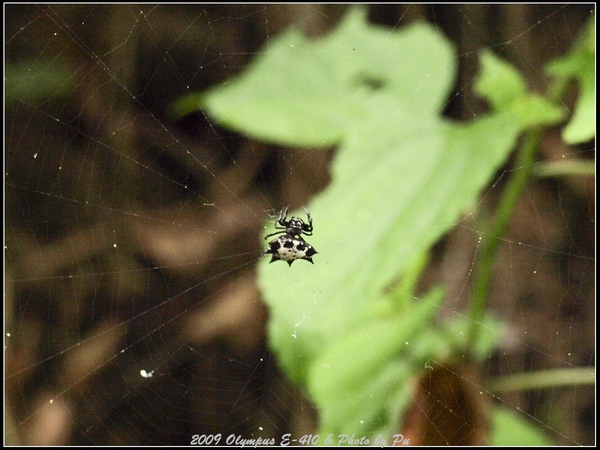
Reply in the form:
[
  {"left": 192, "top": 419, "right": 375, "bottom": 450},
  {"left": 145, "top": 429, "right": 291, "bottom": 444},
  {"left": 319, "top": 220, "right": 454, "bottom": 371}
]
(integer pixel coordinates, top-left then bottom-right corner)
[
  {"left": 198, "top": 7, "right": 456, "bottom": 147},
  {"left": 169, "top": 92, "right": 203, "bottom": 119},
  {"left": 443, "top": 313, "right": 504, "bottom": 361},
  {"left": 260, "top": 109, "right": 520, "bottom": 386},
  {"left": 476, "top": 49, "right": 527, "bottom": 109},
  {"left": 490, "top": 407, "right": 555, "bottom": 446},
  {"left": 308, "top": 288, "right": 444, "bottom": 437},
  {"left": 475, "top": 50, "right": 565, "bottom": 127},
  {"left": 546, "top": 17, "right": 596, "bottom": 144}
]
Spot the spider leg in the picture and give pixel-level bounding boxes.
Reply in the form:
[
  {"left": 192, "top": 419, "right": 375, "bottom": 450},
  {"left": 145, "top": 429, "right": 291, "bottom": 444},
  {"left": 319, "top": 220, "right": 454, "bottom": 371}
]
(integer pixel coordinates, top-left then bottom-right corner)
[
  {"left": 264, "top": 207, "right": 292, "bottom": 240},
  {"left": 302, "top": 207, "right": 313, "bottom": 234},
  {"left": 277, "top": 206, "right": 290, "bottom": 226},
  {"left": 264, "top": 230, "right": 286, "bottom": 240},
  {"left": 301, "top": 227, "right": 313, "bottom": 236}
]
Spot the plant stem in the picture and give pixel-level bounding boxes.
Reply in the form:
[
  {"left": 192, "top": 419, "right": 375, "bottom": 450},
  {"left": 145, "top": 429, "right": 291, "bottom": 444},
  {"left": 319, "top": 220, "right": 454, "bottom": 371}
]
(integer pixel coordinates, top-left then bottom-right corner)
[
  {"left": 467, "top": 74, "right": 570, "bottom": 353},
  {"left": 489, "top": 367, "right": 596, "bottom": 392},
  {"left": 467, "top": 126, "right": 543, "bottom": 349},
  {"left": 534, "top": 159, "right": 596, "bottom": 178}
]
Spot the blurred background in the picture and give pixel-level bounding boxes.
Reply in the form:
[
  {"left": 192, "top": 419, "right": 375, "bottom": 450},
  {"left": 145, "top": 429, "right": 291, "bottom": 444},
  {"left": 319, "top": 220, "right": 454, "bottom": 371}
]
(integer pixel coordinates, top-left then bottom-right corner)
[{"left": 5, "top": 4, "right": 595, "bottom": 445}]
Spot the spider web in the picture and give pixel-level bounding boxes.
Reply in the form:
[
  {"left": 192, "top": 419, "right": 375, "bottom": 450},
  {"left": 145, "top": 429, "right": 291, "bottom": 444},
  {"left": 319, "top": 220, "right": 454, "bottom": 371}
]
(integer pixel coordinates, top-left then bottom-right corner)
[{"left": 4, "top": 4, "right": 595, "bottom": 446}]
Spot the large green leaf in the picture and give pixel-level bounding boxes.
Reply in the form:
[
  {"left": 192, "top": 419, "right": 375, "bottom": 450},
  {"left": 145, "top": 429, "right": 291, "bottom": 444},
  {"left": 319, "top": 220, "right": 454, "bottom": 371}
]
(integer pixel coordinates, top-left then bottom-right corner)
[
  {"left": 196, "top": 8, "right": 455, "bottom": 147},
  {"left": 308, "top": 287, "right": 444, "bottom": 437},
  {"left": 194, "top": 6, "right": 559, "bottom": 440},
  {"left": 259, "top": 110, "right": 521, "bottom": 384}
]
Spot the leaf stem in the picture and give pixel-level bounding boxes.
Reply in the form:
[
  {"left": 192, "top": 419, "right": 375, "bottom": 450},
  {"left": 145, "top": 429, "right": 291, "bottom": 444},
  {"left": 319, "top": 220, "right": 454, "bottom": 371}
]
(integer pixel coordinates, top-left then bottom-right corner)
[
  {"left": 534, "top": 159, "right": 596, "bottom": 178},
  {"left": 467, "top": 73, "right": 570, "bottom": 353},
  {"left": 489, "top": 367, "right": 596, "bottom": 392},
  {"left": 467, "top": 126, "right": 543, "bottom": 349}
]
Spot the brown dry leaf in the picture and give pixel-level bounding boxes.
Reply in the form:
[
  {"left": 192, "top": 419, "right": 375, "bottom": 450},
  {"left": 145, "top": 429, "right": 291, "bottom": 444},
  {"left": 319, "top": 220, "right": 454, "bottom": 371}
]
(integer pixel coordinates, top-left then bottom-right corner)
[{"left": 400, "top": 363, "right": 490, "bottom": 446}]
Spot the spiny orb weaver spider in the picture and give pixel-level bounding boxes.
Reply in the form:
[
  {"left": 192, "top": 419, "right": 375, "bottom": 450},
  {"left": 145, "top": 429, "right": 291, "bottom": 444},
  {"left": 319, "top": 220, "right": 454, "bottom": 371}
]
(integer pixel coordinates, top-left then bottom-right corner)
[{"left": 263, "top": 206, "right": 317, "bottom": 266}]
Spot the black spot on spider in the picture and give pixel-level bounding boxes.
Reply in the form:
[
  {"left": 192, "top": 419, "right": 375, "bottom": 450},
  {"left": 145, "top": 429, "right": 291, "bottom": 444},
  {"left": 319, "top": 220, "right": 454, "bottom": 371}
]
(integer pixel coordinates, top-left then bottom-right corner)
[{"left": 283, "top": 240, "right": 294, "bottom": 248}]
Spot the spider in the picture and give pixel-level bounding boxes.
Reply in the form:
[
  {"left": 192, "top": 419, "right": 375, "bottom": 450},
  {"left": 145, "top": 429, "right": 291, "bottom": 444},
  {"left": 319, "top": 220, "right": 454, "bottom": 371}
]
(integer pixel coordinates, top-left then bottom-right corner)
[{"left": 263, "top": 206, "right": 317, "bottom": 266}]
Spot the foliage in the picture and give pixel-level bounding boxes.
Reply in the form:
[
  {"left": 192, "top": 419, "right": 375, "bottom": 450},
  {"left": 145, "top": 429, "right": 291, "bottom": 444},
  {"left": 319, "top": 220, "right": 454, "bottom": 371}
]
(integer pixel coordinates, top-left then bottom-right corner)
[
  {"left": 546, "top": 16, "right": 595, "bottom": 144},
  {"left": 490, "top": 408, "right": 555, "bottom": 446},
  {"left": 173, "top": 7, "right": 591, "bottom": 445},
  {"left": 5, "top": 59, "right": 73, "bottom": 105}
]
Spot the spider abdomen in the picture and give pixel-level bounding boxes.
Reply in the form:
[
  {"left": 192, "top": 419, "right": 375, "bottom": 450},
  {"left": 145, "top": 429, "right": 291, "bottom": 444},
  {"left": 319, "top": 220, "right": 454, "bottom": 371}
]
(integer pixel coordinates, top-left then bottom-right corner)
[{"left": 265, "top": 236, "right": 317, "bottom": 266}]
